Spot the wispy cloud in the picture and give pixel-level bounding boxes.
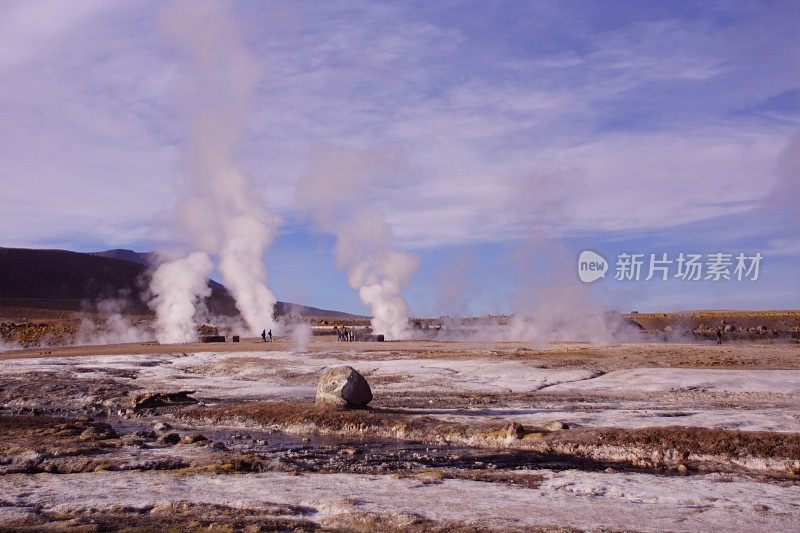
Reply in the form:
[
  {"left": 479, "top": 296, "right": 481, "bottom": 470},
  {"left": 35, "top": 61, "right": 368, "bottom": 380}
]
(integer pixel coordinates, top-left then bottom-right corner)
[{"left": 0, "top": 0, "right": 796, "bottom": 257}]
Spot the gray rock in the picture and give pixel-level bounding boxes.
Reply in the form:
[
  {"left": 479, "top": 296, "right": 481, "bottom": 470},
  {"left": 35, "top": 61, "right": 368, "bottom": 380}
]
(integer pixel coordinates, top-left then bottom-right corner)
[
  {"left": 157, "top": 432, "right": 181, "bottom": 445},
  {"left": 316, "top": 366, "right": 373, "bottom": 408},
  {"left": 544, "top": 420, "right": 569, "bottom": 431},
  {"left": 131, "top": 390, "right": 196, "bottom": 410},
  {"left": 153, "top": 422, "right": 172, "bottom": 432},
  {"left": 79, "top": 424, "right": 118, "bottom": 441},
  {"left": 506, "top": 422, "right": 525, "bottom": 439},
  {"left": 179, "top": 434, "right": 208, "bottom": 445}
]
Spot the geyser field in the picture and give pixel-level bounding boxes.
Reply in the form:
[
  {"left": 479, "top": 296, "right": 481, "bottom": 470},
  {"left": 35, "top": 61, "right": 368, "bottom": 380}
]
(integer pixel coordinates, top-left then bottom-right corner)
[
  {"left": 1, "top": 332, "right": 798, "bottom": 532},
  {"left": 1, "top": 0, "right": 798, "bottom": 531}
]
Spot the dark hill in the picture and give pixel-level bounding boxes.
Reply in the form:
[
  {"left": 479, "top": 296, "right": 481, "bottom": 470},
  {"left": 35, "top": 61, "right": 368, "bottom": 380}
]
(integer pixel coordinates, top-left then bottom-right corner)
[
  {"left": 0, "top": 247, "right": 236, "bottom": 315},
  {"left": 93, "top": 249, "right": 227, "bottom": 291},
  {"left": 92, "top": 249, "right": 154, "bottom": 266},
  {"left": 0, "top": 247, "right": 360, "bottom": 318}
]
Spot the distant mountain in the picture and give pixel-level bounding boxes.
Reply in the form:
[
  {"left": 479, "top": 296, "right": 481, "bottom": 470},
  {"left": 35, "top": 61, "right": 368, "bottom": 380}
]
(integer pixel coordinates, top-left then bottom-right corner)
[
  {"left": 92, "top": 249, "right": 154, "bottom": 267},
  {"left": 93, "top": 249, "right": 226, "bottom": 291},
  {"left": 0, "top": 247, "right": 362, "bottom": 319},
  {"left": 273, "top": 301, "right": 360, "bottom": 319}
]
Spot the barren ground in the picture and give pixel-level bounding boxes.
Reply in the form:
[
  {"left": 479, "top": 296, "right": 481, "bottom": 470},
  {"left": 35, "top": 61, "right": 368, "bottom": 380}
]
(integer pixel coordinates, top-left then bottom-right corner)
[{"left": 0, "top": 337, "right": 798, "bottom": 532}]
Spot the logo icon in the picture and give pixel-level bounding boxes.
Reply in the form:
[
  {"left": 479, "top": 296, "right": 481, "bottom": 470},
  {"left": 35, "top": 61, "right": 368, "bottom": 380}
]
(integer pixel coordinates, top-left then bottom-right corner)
[{"left": 578, "top": 250, "right": 608, "bottom": 283}]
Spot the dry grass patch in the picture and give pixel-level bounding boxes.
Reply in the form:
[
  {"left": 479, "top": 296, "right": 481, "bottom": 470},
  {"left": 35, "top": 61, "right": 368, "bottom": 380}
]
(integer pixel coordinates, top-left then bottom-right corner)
[
  {"left": 3, "top": 501, "right": 318, "bottom": 532},
  {"left": 558, "top": 426, "right": 800, "bottom": 460},
  {"left": 181, "top": 402, "right": 473, "bottom": 441}
]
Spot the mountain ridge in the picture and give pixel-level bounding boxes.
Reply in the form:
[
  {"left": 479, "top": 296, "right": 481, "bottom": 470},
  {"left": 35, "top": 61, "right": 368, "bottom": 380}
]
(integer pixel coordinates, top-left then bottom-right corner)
[{"left": 0, "top": 246, "right": 362, "bottom": 319}]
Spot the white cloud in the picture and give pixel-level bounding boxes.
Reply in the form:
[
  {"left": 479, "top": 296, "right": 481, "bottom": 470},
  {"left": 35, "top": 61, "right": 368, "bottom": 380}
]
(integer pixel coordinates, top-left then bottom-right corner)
[
  {"left": 0, "top": 0, "right": 112, "bottom": 71},
  {"left": 0, "top": 0, "right": 796, "bottom": 255},
  {"left": 765, "top": 238, "right": 800, "bottom": 258}
]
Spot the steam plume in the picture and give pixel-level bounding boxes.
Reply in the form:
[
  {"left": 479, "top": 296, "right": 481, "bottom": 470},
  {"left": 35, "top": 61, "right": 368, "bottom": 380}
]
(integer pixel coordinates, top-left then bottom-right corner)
[
  {"left": 296, "top": 146, "right": 419, "bottom": 340},
  {"left": 148, "top": 251, "right": 212, "bottom": 343},
  {"left": 77, "top": 297, "right": 151, "bottom": 345},
  {"left": 149, "top": 0, "right": 279, "bottom": 340},
  {"left": 768, "top": 129, "right": 800, "bottom": 226}
]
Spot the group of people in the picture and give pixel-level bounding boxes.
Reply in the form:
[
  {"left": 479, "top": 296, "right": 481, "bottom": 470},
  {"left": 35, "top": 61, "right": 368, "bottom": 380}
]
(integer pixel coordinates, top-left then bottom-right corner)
[
  {"left": 261, "top": 326, "right": 355, "bottom": 342},
  {"left": 334, "top": 326, "right": 355, "bottom": 342}
]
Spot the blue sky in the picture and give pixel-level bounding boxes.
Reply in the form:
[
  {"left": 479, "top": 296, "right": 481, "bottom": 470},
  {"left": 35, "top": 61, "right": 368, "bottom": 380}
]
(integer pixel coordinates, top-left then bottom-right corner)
[{"left": 0, "top": 0, "right": 798, "bottom": 315}]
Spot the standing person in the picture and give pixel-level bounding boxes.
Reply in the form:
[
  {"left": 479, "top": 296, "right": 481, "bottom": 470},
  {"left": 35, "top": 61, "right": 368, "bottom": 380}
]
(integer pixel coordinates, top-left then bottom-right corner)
[
  {"left": 716, "top": 328, "right": 723, "bottom": 345},
  {"left": 268, "top": 329, "right": 273, "bottom": 342},
  {"left": 261, "top": 329, "right": 266, "bottom": 343}
]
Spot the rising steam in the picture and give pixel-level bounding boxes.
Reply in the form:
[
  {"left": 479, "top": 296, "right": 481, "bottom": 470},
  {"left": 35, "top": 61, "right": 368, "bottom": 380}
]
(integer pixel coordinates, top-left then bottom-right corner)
[
  {"left": 77, "top": 298, "right": 151, "bottom": 345},
  {"left": 148, "top": 251, "right": 212, "bottom": 343},
  {"left": 296, "top": 146, "right": 419, "bottom": 340},
  {"left": 148, "top": 0, "right": 279, "bottom": 342}
]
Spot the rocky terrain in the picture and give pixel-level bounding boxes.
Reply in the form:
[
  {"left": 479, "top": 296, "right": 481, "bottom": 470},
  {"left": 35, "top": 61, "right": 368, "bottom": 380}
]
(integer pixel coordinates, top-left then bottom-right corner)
[
  {"left": 0, "top": 337, "right": 798, "bottom": 531},
  {"left": 626, "top": 310, "right": 800, "bottom": 341}
]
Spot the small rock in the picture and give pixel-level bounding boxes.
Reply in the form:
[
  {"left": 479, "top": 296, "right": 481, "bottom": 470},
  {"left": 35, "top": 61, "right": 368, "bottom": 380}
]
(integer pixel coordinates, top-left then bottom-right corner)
[
  {"left": 211, "top": 441, "right": 227, "bottom": 451},
  {"left": 677, "top": 464, "right": 688, "bottom": 476},
  {"left": 522, "top": 432, "right": 544, "bottom": 442},
  {"left": 506, "top": 422, "right": 525, "bottom": 439},
  {"left": 545, "top": 421, "right": 569, "bottom": 431},
  {"left": 157, "top": 432, "right": 181, "bottom": 445},
  {"left": 255, "top": 439, "right": 268, "bottom": 446},
  {"left": 153, "top": 422, "right": 172, "bottom": 432},
  {"left": 79, "top": 424, "right": 118, "bottom": 441},
  {"left": 131, "top": 390, "right": 197, "bottom": 410},
  {"left": 121, "top": 436, "right": 145, "bottom": 447},
  {"left": 179, "top": 434, "right": 208, "bottom": 445},
  {"left": 315, "top": 366, "right": 373, "bottom": 408},
  {"left": 132, "top": 430, "right": 157, "bottom": 439}
]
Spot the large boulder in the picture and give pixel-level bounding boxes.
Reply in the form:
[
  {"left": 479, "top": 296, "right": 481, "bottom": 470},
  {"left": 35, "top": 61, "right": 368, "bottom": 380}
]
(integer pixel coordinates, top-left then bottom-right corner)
[{"left": 316, "top": 366, "right": 373, "bottom": 408}]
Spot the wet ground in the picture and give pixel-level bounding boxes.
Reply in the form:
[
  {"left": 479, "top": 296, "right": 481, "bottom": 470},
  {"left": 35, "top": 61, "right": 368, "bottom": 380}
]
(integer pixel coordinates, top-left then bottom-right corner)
[{"left": 0, "top": 338, "right": 799, "bottom": 531}]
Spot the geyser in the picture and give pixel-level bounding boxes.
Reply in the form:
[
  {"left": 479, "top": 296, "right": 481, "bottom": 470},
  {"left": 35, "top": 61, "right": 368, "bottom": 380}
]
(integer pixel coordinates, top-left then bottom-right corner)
[
  {"left": 148, "top": 0, "right": 279, "bottom": 342},
  {"left": 295, "top": 146, "right": 419, "bottom": 340}
]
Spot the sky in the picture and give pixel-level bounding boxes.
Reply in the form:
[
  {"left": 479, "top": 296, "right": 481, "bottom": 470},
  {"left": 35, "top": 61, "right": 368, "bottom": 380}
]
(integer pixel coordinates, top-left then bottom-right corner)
[{"left": 0, "top": 0, "right": 798, "bottom": 316}]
